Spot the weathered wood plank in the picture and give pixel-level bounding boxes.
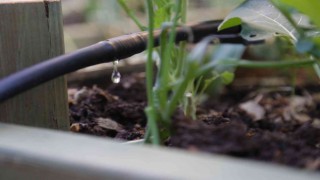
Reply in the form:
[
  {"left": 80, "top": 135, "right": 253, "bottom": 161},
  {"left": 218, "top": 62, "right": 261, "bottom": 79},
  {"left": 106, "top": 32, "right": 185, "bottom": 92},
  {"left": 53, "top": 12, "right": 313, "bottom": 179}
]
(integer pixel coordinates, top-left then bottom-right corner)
[
  {"left": 0, "top": 123, "right": 319, "bottom": 180},
  {"left": 0, "top": 0, "right": 68, "bottom": 130}
]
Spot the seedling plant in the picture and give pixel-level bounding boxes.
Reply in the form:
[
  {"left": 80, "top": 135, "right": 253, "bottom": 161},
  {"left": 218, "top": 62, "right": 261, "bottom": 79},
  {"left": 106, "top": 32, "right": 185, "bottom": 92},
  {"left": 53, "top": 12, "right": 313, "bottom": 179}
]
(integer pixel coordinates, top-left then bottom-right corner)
[{"left": 118, "top": 0, "right": 320, "bottom": 145}]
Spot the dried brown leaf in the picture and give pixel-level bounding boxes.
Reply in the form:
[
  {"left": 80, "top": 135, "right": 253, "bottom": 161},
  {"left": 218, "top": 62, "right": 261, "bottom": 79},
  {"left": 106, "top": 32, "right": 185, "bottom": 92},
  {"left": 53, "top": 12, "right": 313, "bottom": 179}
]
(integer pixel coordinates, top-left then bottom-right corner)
[{"left": 239, "top": 100, "right": 265, "bottom": 121}]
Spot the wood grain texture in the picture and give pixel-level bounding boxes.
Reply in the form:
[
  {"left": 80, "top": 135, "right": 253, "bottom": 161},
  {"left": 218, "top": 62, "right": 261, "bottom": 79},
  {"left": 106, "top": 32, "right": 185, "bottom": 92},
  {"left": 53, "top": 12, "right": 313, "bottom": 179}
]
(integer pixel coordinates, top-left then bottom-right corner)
[
  {"left": 0, "top": 0, "right": 69, "bottom": 130},
  {"left": 0, "top": 123, "right": 319, "bottom": 180}
]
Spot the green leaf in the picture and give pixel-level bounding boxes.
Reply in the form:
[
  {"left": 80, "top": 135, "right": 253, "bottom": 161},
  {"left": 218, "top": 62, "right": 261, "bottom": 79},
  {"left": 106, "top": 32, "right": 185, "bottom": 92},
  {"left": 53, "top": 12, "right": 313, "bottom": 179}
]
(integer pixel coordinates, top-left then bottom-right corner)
[
  {"left": 218, "top": 17, "right": 242, "bottom": 31},
  {"left": 210, "top": 44, "right": 246, "bottom": 73},
  {"left": 296, "top": 38, "right": 315, "bottom": 53},
  {"left": 313, "top": 37, "right": 320, "bottom": 55},
  {"left": 199, "top": 74, "right": 219, "bottom": 94},
  {"left": 154, "top": 7, "right": 170, "bottom": 28},
  {"left": 154, "top": 1, "right": 173, "bottom": 28},
  {"left": 276, "top": 0, "right": 320, "bottom": 29},
  {"left": 154, "top": 0, "right": 171, "bottom": 8},
  {"left": 220, "top": 0, "right": 308, "bottom": 41},
  {"left": 221, "top": 71, "right": 235, "bottom": 85},
  {"left": 310, "top": 37, "right": 320, "bottom": 58},
  {"left": 188, "top": 36, "right": 215, "bottom": 64}
]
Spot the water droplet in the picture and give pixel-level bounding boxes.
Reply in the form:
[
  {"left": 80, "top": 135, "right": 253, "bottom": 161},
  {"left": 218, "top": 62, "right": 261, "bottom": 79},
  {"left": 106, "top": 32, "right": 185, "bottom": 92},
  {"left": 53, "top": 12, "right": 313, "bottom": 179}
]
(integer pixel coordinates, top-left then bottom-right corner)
[
  {"left": 113, "top": 60, "right": 119, "bottom": 65},
  {"left": 111, "top": 60, "right": 121, "bottom": 83},
  {"left": 111, "top": 70, "right": 121, "bottom": 83}
]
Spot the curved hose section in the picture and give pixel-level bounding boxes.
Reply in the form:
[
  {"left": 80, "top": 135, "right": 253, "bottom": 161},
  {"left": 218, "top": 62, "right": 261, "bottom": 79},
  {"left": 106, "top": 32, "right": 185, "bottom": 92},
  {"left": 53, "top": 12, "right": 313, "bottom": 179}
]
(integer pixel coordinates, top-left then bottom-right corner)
[{"left": 0, "top": 20, "right": 262, "bottom": 102}]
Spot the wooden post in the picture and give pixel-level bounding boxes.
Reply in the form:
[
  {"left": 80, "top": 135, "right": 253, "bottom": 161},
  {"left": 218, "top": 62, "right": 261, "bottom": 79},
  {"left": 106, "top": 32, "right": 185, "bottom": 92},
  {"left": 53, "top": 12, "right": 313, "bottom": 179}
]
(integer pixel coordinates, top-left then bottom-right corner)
[{"left": 0, "top": 0, "right": 69, "bottom": 130}]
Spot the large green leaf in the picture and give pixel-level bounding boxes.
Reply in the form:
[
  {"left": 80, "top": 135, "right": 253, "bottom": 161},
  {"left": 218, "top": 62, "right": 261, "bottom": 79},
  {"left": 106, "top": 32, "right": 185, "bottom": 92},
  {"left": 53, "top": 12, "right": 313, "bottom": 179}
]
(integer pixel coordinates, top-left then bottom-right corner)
[
  {"left": 271, "top": 0, "right": 320, "bottom": 57},
  {"left": 276, "top": 0, "right": 320, "bottom": 29},
  {"left": 218, "top": 17, "right": 242, "bottom": 30},
  {"left": 219, "top": 0, "right": 308, "bottom": 41}
]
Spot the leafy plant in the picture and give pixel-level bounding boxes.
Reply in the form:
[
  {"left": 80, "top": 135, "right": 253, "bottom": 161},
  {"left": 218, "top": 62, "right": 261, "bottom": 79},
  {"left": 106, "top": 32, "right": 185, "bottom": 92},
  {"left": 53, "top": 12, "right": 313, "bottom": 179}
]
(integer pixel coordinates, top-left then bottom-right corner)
[
  {"left": 219, "top": 0, "right": 320, "bottom": 77},
  {"left": 118, "top": 0, "right": 320, "bottom": 145},
  {"left": 219, "top": 0, "right": 309, "bottom": 41},
  {"left": 143, "top": 0, "right": 222, "bottom": 144},
  {"left": 118, "top": 0, "right": 244, "bottom": 144},
  {"left": 119, "top": 0, "right": 191, "bottom": 144},
  {"left": 270, "top": 0, "right": 320, "bottom": 76}
]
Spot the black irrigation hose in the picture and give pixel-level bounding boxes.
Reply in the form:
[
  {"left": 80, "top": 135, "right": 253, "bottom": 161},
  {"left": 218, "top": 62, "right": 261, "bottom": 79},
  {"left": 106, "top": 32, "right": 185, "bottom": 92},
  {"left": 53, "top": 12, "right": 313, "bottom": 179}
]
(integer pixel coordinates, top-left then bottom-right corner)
[{"left": 0, "top": 20, "right": 263, "bottom": 103}]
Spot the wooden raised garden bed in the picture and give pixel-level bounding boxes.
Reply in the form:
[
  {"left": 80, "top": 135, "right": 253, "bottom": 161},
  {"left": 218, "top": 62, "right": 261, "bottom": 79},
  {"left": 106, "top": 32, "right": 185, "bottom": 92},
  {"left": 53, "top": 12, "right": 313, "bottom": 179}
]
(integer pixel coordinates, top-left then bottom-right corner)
[{"left": 0, "top": 0, "right": 319, "bottom": 179}]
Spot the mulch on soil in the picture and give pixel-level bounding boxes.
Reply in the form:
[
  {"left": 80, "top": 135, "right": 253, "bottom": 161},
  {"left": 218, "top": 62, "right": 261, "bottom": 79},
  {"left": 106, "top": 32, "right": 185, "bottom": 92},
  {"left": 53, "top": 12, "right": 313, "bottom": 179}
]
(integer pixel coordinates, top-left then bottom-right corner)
[{"left": 68, "top": 73, "right": 320, "bottom": 171}]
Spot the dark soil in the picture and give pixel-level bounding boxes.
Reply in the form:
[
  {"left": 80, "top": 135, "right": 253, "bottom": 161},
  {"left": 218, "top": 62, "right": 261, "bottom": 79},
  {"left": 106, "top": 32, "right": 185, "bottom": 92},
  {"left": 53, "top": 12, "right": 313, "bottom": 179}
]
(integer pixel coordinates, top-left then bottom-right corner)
[
  {"left": 69, "top": 73, "right": 147, "bottom": 140},
  {"left": 68, "top": 73, "right": 320, "bottom": 171}
]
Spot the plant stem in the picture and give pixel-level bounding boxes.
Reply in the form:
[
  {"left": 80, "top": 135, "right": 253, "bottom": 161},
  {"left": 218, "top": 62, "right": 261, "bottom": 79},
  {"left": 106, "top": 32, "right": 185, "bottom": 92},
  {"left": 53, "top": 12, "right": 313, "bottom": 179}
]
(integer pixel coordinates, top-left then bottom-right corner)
[
  {"left": 145, "top": 106, "right": 160, "bottom": 145},
  {"left": 117, "top": 0, "right": 146, "bottom": 31},
  {"left": 155, "top": 0, "right": 184, "bottom": 120},
  {"left": 155, "top": 29, "right": 169, "bottom": 111},
  {"left": 225, "top": 59, "right": 319, "bottom": 68},
  {"left": 160, "top": 0, "right": 183, "bottom": 86},
  {"left": 145, "top": 0, "right": 154, "bottom": 110},
  {"left": 199, "top": 59, "right": 320, "bottom": 76},
  {"left": 181, "top": 0, "right": 187, "bottom": 23},
  {"left": 145, "top": 0, "right": 160, "bottom": 145},
  {"left": 166, "top": 65, "right": 196, "bottom": 119},
  {"left": 176, "top": 0, "right": 188, "bottom": 77}
]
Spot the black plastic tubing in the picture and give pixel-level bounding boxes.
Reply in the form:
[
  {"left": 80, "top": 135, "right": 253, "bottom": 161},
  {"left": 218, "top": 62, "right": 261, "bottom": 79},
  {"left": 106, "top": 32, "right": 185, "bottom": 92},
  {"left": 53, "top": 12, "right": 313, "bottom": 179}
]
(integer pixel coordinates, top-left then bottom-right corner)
[{"left": 0, "top": 20, "right": 262, "bottom": 103}]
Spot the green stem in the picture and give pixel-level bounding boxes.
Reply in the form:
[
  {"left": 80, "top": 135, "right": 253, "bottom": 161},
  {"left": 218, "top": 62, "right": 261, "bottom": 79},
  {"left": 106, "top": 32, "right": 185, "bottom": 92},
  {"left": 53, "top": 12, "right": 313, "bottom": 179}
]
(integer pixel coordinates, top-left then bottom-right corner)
[
  {"left": 160, "top": 0, "right": 183, "bottom": 87},
  {"left": 184, "top": 79, "right": 197, "bottom": 120},
  {"left": 118, "top": 0, "right": 146, "bottom": 31},
  {"left": 175, "top": 43, "right": 186, "bottom": 77},
  {"left": 145, "top": 0, "right": 154, "bottom": 109},
  {"left": 199, "top": 59, "right": 320, "bottom": 77},
  {"left": 165, "top": 65, "right": 196, "bottom": 119},
  {"left": 155, "top": 28, "right": 169, "bottom": 111},
  {"left": 154, "top": 0, "right": 184, "bottom": 121},
  {"left": 174, "top": 0, "right": 189, "bottom": 76},
  {"left": 226, "top": 59, "right": 319, "bottom": 68},
  {"left": 145, "top": 0, "right": 160, "bottom": 145},
  {"left": 181, "top": 0, "right": 187, "bottom": 23},
  {"left": 145, "top": 107, "right": 160, "bottom": 145}
]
